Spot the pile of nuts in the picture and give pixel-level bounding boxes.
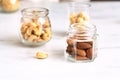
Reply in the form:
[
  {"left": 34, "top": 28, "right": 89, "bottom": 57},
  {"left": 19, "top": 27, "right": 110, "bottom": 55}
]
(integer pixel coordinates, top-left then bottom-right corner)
[
  {"left": 69, "top": 12, "right": 89, "bottom": 24},
  {"left": 21, "top": 18, "right": 51, "bottom": 43},
  {"left": 66, "top": 38, "right": 93, "bottom": 60}
]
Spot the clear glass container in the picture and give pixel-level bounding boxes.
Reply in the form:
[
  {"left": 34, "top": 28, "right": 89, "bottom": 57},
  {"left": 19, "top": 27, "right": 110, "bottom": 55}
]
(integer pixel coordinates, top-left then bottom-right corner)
[
  {"left": 1, "top": 0, "right": 19, "bottom": 12},
  {"left": 69, "top": 2, "right": 91, "bottom": 25},
  {"left": 20, "top": 7, "right": 51, "bottom": 46},
  {"left": 65, "top": 23, "right": 98, "bottom": 62}
]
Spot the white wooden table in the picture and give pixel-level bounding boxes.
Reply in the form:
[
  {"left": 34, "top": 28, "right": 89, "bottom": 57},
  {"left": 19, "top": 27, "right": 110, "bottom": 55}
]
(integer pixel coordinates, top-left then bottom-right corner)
[{"left": 0, "top": 1, "right": 120, "bottom": 80}]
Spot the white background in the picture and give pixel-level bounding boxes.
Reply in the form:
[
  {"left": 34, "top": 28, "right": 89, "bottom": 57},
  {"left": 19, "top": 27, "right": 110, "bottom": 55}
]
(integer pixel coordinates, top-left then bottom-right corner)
[{"left": 0, "top": 1, "right": 120, "bottom": 80}]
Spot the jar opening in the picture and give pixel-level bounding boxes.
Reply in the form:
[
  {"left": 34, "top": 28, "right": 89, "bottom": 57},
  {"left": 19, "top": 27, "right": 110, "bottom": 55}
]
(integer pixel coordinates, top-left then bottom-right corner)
[
  {"left": 70, "top": 23, "right": 96, "bottom": 31},
  {"left": 21, "top": 7, "right": 49, "bottom": 18},
  {"left": 69, "top": 23, "right": 97, "bottom": 37},
  {"left": 69, "top": 2, "right": 91, "bottom": 9}
]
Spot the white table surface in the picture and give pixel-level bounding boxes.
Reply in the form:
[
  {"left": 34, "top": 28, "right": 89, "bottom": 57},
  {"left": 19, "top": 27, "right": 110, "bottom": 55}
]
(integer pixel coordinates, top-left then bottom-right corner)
[{"left": 0, "top": 1, "right": 120, "bottom": 80}]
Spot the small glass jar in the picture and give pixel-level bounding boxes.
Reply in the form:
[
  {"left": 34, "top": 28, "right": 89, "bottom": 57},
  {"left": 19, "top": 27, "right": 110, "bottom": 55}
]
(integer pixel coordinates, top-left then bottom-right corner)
[
  {"left": 65, "top": 23, "right": 98, "bottom": 62},
  {"left": 20, "top": 7, "right": 51, "bottom": 46},
  {"left": 69, "top": 2, "right": 91, "bottom": 25},
  {"left": 1, "top": 0, "right": 19, "bottom": 12}
]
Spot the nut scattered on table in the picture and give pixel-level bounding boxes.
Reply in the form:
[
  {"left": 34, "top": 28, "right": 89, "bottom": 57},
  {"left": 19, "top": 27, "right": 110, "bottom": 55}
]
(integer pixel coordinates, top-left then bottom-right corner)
[{"left": 36, "top": 51, "right": 48, "bottom": 59}]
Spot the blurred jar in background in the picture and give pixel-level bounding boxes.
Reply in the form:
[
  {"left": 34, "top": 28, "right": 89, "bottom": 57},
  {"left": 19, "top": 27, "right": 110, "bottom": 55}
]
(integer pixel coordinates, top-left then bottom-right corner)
[
  {"left": 22, "top": 0, "right": 59, "bottom": 2},
  {"left": 72, "top": 0, "right": 90, "bottom": 2},
  {"left": 0, "top": 0, "right": 1, "bottom": 5},
  {"left": 1, "top": 0, "right": 19, "bottom": 12},
  {"left": 60, "top": 0, "right": 90, "bottom": 2},
  {"left": 69, "top": 2, "right": 91, "bottom": 26}
]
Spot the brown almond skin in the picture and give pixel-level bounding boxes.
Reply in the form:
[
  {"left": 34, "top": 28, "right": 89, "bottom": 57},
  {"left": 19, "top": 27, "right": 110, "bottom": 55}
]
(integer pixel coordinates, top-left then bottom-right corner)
[
  {"left": 87, "top": 48, "right": 92, "bottom": 60},
  {"left": 66, "top": 46, "right": 75, "bottom": 55},
  {"left": 75, "top": 56, "right": 87, "bottom": 60},
  {"left": 77, "top": 49, "right": 86, "bottom": 57},
  {"left": 87, "top": 41, "right": 93, "bottom": 46},
  {"left": 76, "top": 42, "right": 91, "bottom": 49},
  {"left": 66, "top": 46, "right": 73, "bottom": 52},
  {"left": 66, "top": 39, "right": 73, "bottom": 46}
]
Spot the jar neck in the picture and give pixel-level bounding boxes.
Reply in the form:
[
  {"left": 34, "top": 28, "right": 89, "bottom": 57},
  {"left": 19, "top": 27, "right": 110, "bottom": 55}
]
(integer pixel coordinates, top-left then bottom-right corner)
[
  {"left": 21, "top": 7, "right": 49, "bottom": 18},
  {"left": 68, "top": 23, "right": 96, "bottom": 39},
  {"left": 69, "top": 2, "right": 91, "bottom": 15}
]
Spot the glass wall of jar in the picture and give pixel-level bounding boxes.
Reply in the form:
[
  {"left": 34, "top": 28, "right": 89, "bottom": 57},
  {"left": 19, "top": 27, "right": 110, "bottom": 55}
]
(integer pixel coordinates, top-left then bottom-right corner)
[
  {"left": 69, "top": 2, "right": 91, "bottom": 25},
  {"left": 20, "top": 7, "right": 51, "bottom": 46},
  {"left": 65, "top": 23, "right": 98, "bottom": 62},
  {"left": 1, "top": 0, "right": 19, "bottom": 12}
]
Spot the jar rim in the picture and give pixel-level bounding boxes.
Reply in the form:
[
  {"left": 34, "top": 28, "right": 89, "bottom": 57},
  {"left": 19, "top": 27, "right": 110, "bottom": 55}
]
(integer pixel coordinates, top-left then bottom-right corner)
[
  {"left": 69, "top": 2, "right": 91, "bottom": 8},
  {"left": 69, "top": 23, "right": 97, "bottom": 33},
  {"left": 21, "top": 7, "right": 49, "bottom": 17}
]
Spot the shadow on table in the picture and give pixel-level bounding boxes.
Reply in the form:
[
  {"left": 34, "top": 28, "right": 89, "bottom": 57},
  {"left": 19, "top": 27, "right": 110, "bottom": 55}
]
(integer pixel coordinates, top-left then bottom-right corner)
[
  {"left": 0, "top": 37, "right": 66, "bottom": 62},
  {"left": 52, "top": 30, "right": 67, "bottom": 38},
  {"left": 0, "top": 39, "right": 40, "bottom": 48},
  {"left": 3, "top": 30, "right": 67, "bottom": 48},
  {"left": 49, "top": 49, "right": 65, "bottom": 61}
]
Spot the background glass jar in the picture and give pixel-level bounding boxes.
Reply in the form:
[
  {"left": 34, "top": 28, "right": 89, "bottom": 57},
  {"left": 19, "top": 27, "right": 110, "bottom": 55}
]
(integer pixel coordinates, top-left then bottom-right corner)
[
  {"left": 65, "top": 23, "right": 98, "bottom": 62},
  {"left": 20, "top": 7, "right": 51, "bottom": 46},
  {"left": 1, "top": 0, "right": 19, "bottom": 12},
  {"left": 69, "top": 2, "right": 91, "bottom": 25}
]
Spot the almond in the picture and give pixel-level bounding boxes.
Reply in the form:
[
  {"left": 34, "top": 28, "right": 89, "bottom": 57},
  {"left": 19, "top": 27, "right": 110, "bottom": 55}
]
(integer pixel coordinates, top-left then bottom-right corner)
[
  {"left": 87, "top": 48, "right": 92, "bottom": 60},
  {"left": 66, "top": 39, "right": 73, "bottom": 46},
  {"left": 87, "top": 41, "right": 93, "bottom": 46},
  {"left": 66, "top": 46, "right": 73, "bottom": 53},
  {"left": 76, "top": 42, "right": 91, "bottom": 49},
  {"left": 76, "top": 56, "right": 87, "bottom": 60},
  {"left": 76, "top": 49, "right": 86, "bottom": 57}
]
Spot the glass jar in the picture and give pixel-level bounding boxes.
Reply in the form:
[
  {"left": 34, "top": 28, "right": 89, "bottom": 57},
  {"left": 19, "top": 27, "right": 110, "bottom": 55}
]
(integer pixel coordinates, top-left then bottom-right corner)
[
  {"left": 73, "top": 0, "right": 90, "bottom": 2},
  {"left": 1, "top": 0, "right": 19, "bottom": 12},
  {"left": 69, "top": 2, "right": 91, "bottom": 25},
  {"left": 65, "top": 23, "right": 98, "bottom": 62},
  {"left": 20, "top": 7, "right": 51, "bottom": 46}
]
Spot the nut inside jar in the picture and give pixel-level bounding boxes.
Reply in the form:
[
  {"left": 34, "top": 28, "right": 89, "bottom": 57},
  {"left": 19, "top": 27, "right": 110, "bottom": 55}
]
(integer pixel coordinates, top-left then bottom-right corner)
[
  {"left": 66, "top": 38, "right": 93, "bottom": 61},
  {"left": 21, "top": 18, "right": 51, "bottom": 43},
  {"left": 70, "top": 12, "right": 90, "bottom": 25}
]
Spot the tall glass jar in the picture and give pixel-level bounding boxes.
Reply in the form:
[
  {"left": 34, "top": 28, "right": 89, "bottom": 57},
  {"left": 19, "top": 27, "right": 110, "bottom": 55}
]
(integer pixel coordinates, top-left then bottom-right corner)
[
  {"left": 20, "top": 7, "right": 51, "bottom": 46},
  {"left": 69, "top": 2, "right": 91, "bottom": 25},
  {"left": 65, "top": 23, "right": 98, "bottom": 62}
]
